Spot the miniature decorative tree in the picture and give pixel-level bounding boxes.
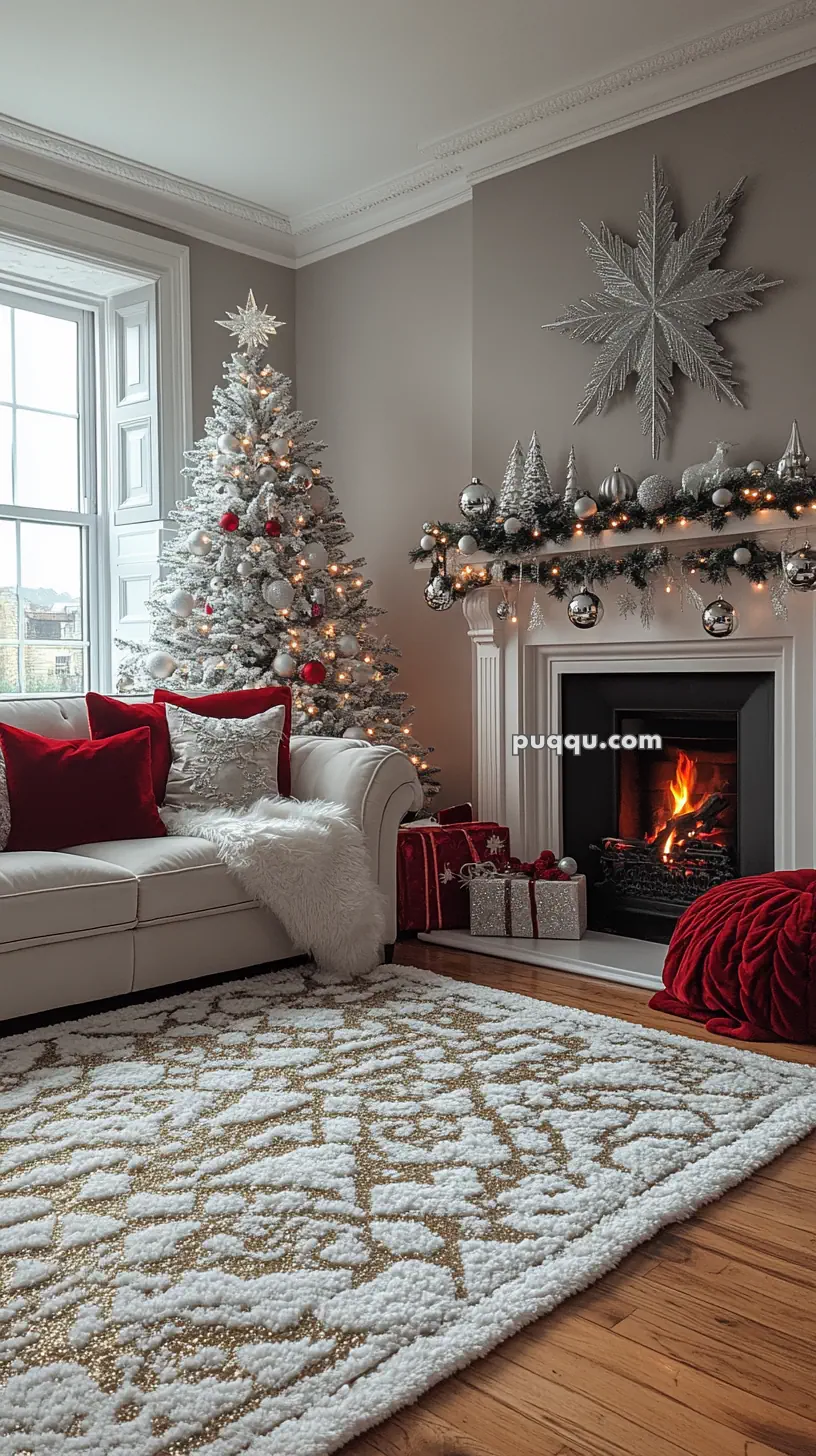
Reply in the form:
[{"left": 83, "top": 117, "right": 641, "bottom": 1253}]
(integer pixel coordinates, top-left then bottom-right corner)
[{"left": 118, "top": 292, "right": 437, "bottom": 794}]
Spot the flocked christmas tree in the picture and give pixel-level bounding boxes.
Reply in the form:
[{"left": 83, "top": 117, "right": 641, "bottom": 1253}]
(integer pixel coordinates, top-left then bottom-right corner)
[
  {"left": 519, "top": 431, "right": 554, "bottom": 519},
  {"left": 117, "top": 292, "right": 437, "bottom": 795},
  {"left": 496, "top": 440, "right": 524, "bottom": 520}
]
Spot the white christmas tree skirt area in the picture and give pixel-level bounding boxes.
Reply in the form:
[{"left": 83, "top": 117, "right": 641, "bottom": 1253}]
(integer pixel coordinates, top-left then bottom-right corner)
[{"left": 2, "top": 964, "right": 815, "bottom": 1455}]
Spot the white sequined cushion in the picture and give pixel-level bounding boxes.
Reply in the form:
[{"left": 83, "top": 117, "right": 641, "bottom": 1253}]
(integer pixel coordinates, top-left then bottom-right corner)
[
  {"left": 0, "top": 748, "right": 9, "bottom": 850},
  {"left": 163, "top": 702, "right": 285, "bottom": 812}
]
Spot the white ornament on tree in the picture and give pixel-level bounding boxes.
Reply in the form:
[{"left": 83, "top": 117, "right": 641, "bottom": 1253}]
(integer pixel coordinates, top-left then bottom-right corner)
[
  {"left": 308, "top": 483, "right": 330, "bottom": 513},
  {"left": 187, "top": 529, "right": 213, "bottom": 557},
  {"left": 420, "top": 534, "right": 436, "bottom": 551},
  {"left": 503, "top": 517, "right": 523, "bottom": 536},
  {"left": 147, "top": 652, "right": 176, "bottom": 680},
  {"left": 302, "top": 542, "right": 329, "bottom": 570},
  {"left": 270, "top": 437, "right": 290, "bottom": 458},
  {"left": 263, "top": 578, "right": 295, "bottom": 609},
  {"left": 273, "top": 652, "right": 297, "bottom": 678},
  {"left": 167, "top": 589, "right": 194, "bottom": 618},
  {"left": 217, "top": 433, "right": 241, "bottom": 455},
  {"left": 457, "top": 534, "right": 478, "bottom": 554},
  {"left": 336, "top": 634, "right": 359, "bottom": 657}
]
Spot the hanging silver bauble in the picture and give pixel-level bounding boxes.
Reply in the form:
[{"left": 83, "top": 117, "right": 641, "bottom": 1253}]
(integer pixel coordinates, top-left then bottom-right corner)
[
  {"left": 167, "top": 589, "right": 194, "bottom": 618},
  {"left": 457, "top": 534, "right": 478, "bottom": 554},
  {"left": 270, "top": 437, "right": 290, "bottom": 458},
  {"left": 732, "top": 546, "right": 753, "bottom": 566},
  {"left": 350, "top": 660, "right": 374, "bottom": 684},
  {"left": 336, "top": 634, "right": 359, "bottom": 657},
  {"left": 236, "top": 559, "right": 253, "bottom": 578},
  {"left": 702, "top": 597, "right": 738, "bottom": 637},
  {"left": 342, "top": 725, "right": 368, "bottom": 740},
  {"left": 495, "top": 600, "right": 511, "bottom": 619},
  {"left": 424, "top": 573, "right": 455, "bottom": 610},
  {"left": 503, "top": 516, "right": 523, "bottom": 536},
  {"left": 273, "top": 652, "right": 297, "bottom": 678},
  {"left": 187, "top": 529, "right": 213, "bottom": 557},
  {"left": 747, "top": 459, "right": 765, "bottom": 478},
  {"left": 636, "top": 473, "right": 675, "bottom": 511},
  {"left": 598, "top": 465, "right": 637, "bottom": 504},
  {"left": 558, "top": 856, "right": 578, "bottom": 876},
  {"left": 574, "top": 495, "right": 598, "bottom": 520},
  {"left": 308, "top": 483, "right": 330, "bottom": 513},
  {"left": 711, "top": 486, "right": 733, "bottom": 507},
  {"left": 146, "top": 651, "right": 177, "bottom": 680},
  {"left": 420, "top": 533, "right": 436, "bottom": 551},
  {"left": 459, "top": 477, "right": 496, "bottom": 522},
  {"left": 782, "top": 547, "right": 816, "bottom": 591},
  {"left": 776, "top": 420, "right": 809, "bottom": 482},
  {"left": 567, "top": 590, "right": 604, "bottom": 629},
  {"left": 302, "top": 541, "right": 329, "bottom": 570},
  {"left": 263, "top": 578, "right": 295, "bottom": 609},
  {"left": 217, "top": 432, "right": 241, "bottom": 455},
  {"left": 289, "top": 464, "right": 311, "bottom": 487},
  {"left": 257, "top": 464, "right": 278, "bottom": 485}
]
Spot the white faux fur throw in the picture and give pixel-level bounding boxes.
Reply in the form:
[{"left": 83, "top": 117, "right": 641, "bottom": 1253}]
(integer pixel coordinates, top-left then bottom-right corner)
[{"left": 162, "top": 796, "right": 386, "bottom": 975}]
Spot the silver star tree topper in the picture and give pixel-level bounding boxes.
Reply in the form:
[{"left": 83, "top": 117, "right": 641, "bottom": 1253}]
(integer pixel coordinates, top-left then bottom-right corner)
[
  {"left": 543, "top": 158, "right": 781, "bottom": 457},
  {"left": 217, "top": 290, "right": 284, "bottom": 351}
]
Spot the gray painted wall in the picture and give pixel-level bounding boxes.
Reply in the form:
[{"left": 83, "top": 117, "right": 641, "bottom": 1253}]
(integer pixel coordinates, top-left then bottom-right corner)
[
  {"left": 0, "top": 174, "right": 295, "bottom": 431},
  {"left": 297, "top": 65, "right": 815, "bottom": 809},
  {"left": 297, "top": 205, "right": 474, "bottom": 807}
]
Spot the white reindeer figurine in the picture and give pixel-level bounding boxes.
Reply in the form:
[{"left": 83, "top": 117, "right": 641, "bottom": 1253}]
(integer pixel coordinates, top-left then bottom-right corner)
[{"left": 681, "top": 442, "right": 732, "bottom": 500}]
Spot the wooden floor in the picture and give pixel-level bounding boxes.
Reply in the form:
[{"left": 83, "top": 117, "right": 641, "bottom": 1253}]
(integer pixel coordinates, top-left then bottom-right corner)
[{"left": 344, "top": 942, "right": 816, "bottom": 1456}]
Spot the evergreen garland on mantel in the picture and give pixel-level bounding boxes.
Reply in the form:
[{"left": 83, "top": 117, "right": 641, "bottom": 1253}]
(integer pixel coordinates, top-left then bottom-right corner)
[{"left": 410, "top": 463, "right": 816, "bottom": 571}]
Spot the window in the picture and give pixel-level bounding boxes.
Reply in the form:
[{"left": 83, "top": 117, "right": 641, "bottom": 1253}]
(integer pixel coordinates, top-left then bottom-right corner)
[{"left": 0, "top": 293, "right": 94, "bottom": 695}]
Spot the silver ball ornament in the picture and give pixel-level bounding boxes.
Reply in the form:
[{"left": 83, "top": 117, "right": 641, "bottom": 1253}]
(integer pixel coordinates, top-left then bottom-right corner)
[
  {"left": 558, "top": 856, "right": 578, "bottom": 877},
  {"left": 457, "top": 534, "right": 478, "bottom": 554},
  {"left": 711, "top": 487, "right": 734, "bottom": 507},
  {"left": 167, "top": 589, "right": 194, "bottom": 618},
  {"left": 747, "top": 460, "right": 765, "bottom": 478},
  {"left": 146, "top": 651, "right": 177, "bottom": 680},
  {"left": 598, "top": 465, "right": 637, "bottom": 505},
  {"left": 217, "top": 433, "right": 241, "bottom": 455},
  {"left": 236, "top": 559, "right": 253, "bottom": 579},
  {"left": 336, "top": 634, "right": 359, "bottom": 658},
  {"left": 424, "top": 573, "right": 455, "bottom": 611},
  {"left": 289, "top": 464, "right": 311, "bottom": 486},
  {"left": 263, "top": 578, "right": 295, "bottom": 609},
  {"left": 702, "top": 597, "right": 738, "bottom": 638},
  {"left": 302, "top": 541, "right": 329, "bottom": 571},
  {"left": 270, "top": 437, "right": 290, "bottom": 458},
  {"left": 574, "top": 495, "right": 598, "bottom": 520},
  {"left": 459, "top": 477, "right": 496, "bottom": 523},
  {"left": 420, "top": 533, "right": 436, "bottom": 551},
  {"left": 567, "top": 591, "right": 604, "bottom": 630},
  {"left": 272, "top": 652, "right": 297, "bottom": 678},
  {"left": 308, "top": 483, "right": 330, "bottom": 513},
  {"left": 187, "top": 529, "right": 213, "bottom": 557},
  {"left": 503, "top": 516, "right": 523, "bottom": 536},
  {"left": 495, "top": 600, "right": 511, "bottom": 620},
  {"left": 636, "top": 474, "right": 675, "bottom": 511},
  {"left": 782, "top": 548, "right": 816, "bottom": 592},
  {"left": 732, "top": 546, "right": 753, "bottom": 566},
  {"left": 257, "top": 464, "right": 278, "bottom": 485}
]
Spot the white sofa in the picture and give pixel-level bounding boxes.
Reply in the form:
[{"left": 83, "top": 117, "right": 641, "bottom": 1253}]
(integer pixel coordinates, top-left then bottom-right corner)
[{"left": 0, "top": 696, "right": 422, "bottom": 1022}]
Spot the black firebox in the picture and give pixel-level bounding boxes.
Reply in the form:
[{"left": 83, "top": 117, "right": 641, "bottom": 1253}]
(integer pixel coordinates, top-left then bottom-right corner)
[{"left": 560, "top": 672, "right": 774, "bottom": 944}]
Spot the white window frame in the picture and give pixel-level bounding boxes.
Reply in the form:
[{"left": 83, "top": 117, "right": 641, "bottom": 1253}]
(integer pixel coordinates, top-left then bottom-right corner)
[
  {"left": 0, "top": 189, "right": 191, "bottom": 694},
  {"left": 0, "top": 285, "right": 98, "bottom": 695}
]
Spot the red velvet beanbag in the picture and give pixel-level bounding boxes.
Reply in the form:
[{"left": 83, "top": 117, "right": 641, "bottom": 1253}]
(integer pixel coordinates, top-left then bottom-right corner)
[{"left": 650, "top": 870, "right": 816, "bottom": 1043}]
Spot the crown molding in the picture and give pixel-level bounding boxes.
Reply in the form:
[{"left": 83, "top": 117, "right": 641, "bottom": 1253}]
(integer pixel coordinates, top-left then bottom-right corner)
[{"left": 0, "top": 2, "right": 813, "bottom": 267}]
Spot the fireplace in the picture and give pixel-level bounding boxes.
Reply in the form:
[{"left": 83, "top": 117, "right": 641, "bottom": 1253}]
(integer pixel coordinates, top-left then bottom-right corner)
[{"left": 560, "top": 672, "right": 774, "bottom": 943}]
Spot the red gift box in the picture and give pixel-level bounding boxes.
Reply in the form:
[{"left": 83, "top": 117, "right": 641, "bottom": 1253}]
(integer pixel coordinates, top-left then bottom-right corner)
[{"left": 397, "top": 820, "right": 511, "bottom": 932}]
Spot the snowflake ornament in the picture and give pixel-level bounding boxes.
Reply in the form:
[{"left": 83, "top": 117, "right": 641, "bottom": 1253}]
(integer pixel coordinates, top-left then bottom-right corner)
[
  {"left": 217, "top": 290, "right": 284, "bottom": 351},
  {"left": 439, "top": 864, "right": 455, "bottom": 885},
  {"left": 486, "top": 834, "right": 506, "bottom": 856},
  {"left": 543, "top": 158, "right": 781, "bottom": 457}
]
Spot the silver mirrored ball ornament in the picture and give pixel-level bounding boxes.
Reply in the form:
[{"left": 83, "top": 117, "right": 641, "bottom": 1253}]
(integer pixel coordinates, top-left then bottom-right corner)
[
  {"left": 702, "top": 597, "right": 738, "bottom": 637},
  {"left": 567, "top": 590, "right": 604, "bottom": 629},
  {"left": 459, "top": 477, "right": 496, "bottom": 523},
  {"left": 782, "top": 548, "right": 816, "bottom": 592},
  {"left": 424, "top": 573, "right": 455, "bottom": 611}
]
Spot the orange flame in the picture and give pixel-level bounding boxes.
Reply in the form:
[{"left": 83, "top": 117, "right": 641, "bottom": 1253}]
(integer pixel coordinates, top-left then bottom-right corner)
[{"left": 650, "top": 749, "right": 707, "bottom": 859}]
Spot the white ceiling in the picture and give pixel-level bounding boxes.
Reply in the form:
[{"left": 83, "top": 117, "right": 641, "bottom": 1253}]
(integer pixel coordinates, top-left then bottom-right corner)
[{"left": 0, "top": 0, "right": 814, "bottom": 263}]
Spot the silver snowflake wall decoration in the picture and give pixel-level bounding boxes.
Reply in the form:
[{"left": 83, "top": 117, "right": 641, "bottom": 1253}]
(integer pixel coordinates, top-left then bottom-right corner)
[{"left": 543, "top": 158, "right": 782, "bottom": 457}]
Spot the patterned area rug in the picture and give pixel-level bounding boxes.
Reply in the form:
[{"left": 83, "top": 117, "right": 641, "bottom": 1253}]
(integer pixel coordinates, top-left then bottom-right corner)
[{"left": 1, "top": 963, "right": 815, "bottom": 1455}]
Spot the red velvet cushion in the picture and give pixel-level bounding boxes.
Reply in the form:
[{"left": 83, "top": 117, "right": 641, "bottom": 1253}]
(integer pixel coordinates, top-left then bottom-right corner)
[
  {"left": 154, "top": 687, "right": 292, "bottom": 795},
  {"left": 650, "top": 870, "right": 816, "bottom": 1043},
  {"left": 86, "top": 693, "right": 172, "bottom": 804},
  {"left": 0, "top": 722, "right": 165, "bottom": 852}
]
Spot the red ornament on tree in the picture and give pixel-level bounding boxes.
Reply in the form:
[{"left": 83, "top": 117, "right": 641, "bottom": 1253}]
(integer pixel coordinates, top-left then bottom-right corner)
[
  {"left": 300, "top": 660, "right": 326, "bottom": 686},
  {"left": 311, "top": 602, "right": 324, "bottom": 620},
  {"left": 219, "top": 511, "right": 240, "bottom": 532},
  {"left": 204, "top": 603, "right": 214, "bottom": 615},
  {"left": 264, "top": 518, "right": 282, "bottom": 537}
]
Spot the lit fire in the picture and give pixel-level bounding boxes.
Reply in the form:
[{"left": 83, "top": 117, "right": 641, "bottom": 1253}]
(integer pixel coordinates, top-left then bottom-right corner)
[{"left": 648, "top": 749, "right": 709, "bottom": 860}]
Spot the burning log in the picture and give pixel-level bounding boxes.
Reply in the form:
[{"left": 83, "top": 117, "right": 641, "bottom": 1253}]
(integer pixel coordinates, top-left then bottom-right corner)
[{"left": 651, "top": 792, "right": 728, "bottom": 847}]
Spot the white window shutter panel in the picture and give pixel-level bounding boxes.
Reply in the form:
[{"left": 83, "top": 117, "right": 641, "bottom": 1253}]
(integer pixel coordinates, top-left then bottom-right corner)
[{"left": 107, "top": 282, "right": 162, "bottom": 682}]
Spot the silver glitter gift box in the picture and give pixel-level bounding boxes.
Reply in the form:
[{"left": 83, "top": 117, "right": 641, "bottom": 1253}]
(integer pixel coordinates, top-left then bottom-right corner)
[{"left": 468, "top": 872, "right": 587, "bottom": 939}]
